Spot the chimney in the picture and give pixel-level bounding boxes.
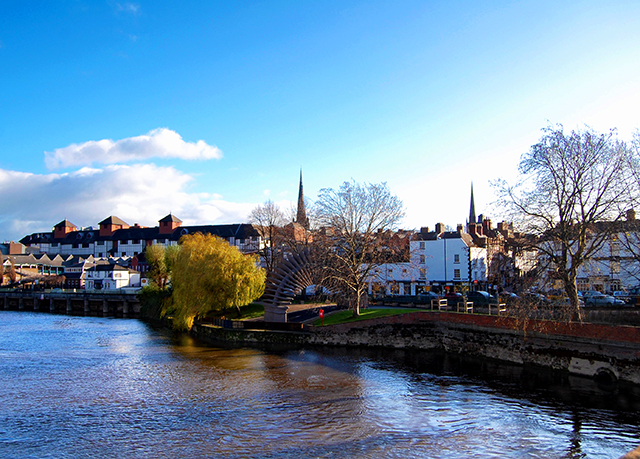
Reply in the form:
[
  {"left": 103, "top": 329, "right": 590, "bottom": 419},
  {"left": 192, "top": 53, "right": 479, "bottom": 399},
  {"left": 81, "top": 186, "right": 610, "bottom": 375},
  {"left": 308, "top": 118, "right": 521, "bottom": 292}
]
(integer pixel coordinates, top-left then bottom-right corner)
[
  {"left": 628, "top": 209, "right": 636, "bottom": 221},
  {"left": 420, "top": 227, "right": 430, "bottom": 234},
  {"left": 435, "top": 223, "right": 445, "bottom": 234},
  {"left": 457, "top": 224, "right": 463, "bottom": 233}
]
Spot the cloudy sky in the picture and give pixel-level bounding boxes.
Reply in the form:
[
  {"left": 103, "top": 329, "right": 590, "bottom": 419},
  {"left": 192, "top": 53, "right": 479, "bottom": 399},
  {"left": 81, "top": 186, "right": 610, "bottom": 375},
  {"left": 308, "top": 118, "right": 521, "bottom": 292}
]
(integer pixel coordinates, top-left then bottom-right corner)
[{"left": 1, "top": 1, "right": 639, "bottom": 241}]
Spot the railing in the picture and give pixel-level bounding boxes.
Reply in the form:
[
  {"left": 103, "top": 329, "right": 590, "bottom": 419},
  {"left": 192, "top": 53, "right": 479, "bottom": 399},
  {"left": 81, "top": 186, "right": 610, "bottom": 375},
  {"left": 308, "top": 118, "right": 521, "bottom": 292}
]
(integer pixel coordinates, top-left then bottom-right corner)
[
  {"left": 488, "top": 303, "right": 507, "bottom": 316},
  {"left": 431, "top": 298, "right": 449, "bottom": 311},
  {"left": 457, "top": 301, "right": 474, "bottom": 314}
]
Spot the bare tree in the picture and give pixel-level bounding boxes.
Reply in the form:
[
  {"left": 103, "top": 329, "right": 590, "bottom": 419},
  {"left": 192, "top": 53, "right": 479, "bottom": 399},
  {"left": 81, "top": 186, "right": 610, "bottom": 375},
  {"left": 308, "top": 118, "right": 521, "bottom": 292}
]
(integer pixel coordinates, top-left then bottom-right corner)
[
  {"left": 248, "top": 200, "right": 287, "bottom": 275},
  {"left": 613, "top": 130, "right": 640, "bottom": 286},
  {"left": 495, "top": 124, "right": 634, "bottom": 317},
  {"left": 315, "top": 180, "right": 405, "bottom": 316}
]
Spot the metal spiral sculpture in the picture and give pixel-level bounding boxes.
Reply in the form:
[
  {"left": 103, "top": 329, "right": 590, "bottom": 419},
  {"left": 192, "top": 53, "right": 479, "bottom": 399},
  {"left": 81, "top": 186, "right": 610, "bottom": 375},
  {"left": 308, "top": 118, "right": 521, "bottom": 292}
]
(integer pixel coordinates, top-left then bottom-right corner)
[{"left": 261, "top": 249, "right": 318, "bottom": 322}]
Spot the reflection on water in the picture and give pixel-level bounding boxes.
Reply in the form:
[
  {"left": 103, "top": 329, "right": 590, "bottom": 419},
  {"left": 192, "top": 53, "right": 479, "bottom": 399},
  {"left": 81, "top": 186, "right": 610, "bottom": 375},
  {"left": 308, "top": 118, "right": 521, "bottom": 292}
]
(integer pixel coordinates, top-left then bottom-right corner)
[{"left": 0, "top": 311, "right": 638, "bottom": 458}]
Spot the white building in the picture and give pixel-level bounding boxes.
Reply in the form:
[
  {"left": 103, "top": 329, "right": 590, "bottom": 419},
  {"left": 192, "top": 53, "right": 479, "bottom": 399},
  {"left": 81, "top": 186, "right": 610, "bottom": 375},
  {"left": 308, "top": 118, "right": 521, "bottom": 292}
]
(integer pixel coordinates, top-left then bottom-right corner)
[
  {"left": 366, "top": 263, "right": 423, "bottom": 297},
  {"left": 411, "top": 223, "right": 488, "bottom": 289},
  {"left": 85, "top": 264, "right": 141, "bottom": 291}
]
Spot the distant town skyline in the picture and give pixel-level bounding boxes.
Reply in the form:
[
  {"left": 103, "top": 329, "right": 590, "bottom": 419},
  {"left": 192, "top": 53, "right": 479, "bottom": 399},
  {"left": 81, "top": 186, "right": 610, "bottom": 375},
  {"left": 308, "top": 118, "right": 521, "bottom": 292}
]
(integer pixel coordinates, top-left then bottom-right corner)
[{"left": 1, "top": 1, "right": 639, "bottom": 241}]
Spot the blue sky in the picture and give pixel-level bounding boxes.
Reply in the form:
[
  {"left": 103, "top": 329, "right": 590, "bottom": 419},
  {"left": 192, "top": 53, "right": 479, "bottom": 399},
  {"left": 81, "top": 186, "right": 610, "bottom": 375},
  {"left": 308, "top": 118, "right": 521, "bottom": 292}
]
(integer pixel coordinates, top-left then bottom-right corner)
[{"left": 1, "top": 1, "right": 639, "bottom": 241}]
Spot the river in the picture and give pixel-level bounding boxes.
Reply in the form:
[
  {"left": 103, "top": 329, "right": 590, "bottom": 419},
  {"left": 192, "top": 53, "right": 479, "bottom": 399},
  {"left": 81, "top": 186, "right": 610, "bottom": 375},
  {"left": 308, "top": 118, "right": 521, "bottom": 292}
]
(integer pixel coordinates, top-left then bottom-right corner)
[{"left": 0, "top": 311, "right": 639, "bottom": 458}]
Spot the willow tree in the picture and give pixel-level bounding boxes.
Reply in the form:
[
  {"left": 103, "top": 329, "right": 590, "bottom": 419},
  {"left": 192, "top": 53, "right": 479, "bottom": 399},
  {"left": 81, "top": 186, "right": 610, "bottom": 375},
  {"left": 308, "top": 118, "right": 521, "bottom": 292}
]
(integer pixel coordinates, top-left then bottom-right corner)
[
  {"left": 145, "top": 243, "right": 179, "bottom": 289},
  {"left": 170, "top": 233, "right": 265, "bottom": 330},
  {"left": 496, "top": 125, "right": 634, "bottom": 317},
  {"left": 315, "top": 180, "right": 404, "bottom": 317}
]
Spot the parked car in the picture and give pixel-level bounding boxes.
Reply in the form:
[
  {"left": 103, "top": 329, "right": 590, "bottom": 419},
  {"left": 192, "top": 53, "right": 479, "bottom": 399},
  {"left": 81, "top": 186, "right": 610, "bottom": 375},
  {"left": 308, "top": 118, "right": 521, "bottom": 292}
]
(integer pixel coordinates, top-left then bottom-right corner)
[
  {"left": 500, "top": 292, "right": 520, "bottom": 304},
  {"left": 625, "top": 286, "right": 640, "bottom": 306},
  {"left": 467, "top": 290, "right": 498, "bottom": 306},
  {"left": 523, "top": 292, "right": 550, "bottom": 304},
  {"left": 417, "top": 291, "right": 441, "bottom": 304},
  {"left": 444, "top": 292, "right": 464, "bottom": 305},
  {"left": 583, "top": 292, "right": 615, "bottom": 306},
  {"left": 553, "top": 296, "right": 585, "bottom": 307}
]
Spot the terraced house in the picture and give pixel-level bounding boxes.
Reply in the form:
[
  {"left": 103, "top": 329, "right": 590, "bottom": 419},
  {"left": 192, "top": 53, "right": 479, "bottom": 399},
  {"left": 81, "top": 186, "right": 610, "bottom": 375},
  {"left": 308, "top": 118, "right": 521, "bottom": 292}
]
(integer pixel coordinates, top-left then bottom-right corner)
[{"left": 20, "top": 214, "right": 263, "bottom": 260}]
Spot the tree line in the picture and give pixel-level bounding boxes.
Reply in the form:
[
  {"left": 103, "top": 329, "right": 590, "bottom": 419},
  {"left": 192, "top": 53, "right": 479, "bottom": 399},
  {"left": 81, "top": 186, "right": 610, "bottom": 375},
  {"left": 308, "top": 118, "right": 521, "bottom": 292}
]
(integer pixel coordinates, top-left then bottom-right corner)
[{"left": 141, "top": 123, "right": 640, "bottom": 329}]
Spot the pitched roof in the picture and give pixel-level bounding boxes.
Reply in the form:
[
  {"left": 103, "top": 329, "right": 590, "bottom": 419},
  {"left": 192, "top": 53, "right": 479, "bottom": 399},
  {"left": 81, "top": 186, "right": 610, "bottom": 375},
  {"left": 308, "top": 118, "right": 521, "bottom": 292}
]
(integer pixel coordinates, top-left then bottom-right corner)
[
  {"left": 159, "top": 214, "right": 182, "bottom": 223},
  {"left": 55, "top": 219, "right": 76, "bottom": 228},
  {"left": 413, "top": 230, "right": 475, "bottom": 246},
  {"left": 99, "top": 216, "right": 129, "bottom": 226}
]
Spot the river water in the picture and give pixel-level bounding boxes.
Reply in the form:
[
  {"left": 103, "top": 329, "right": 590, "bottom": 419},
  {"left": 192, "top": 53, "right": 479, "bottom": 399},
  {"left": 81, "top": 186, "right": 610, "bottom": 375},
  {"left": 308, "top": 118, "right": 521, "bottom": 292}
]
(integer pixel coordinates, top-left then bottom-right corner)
[{"left": 1, "top": 311, "right": 639, "bottom": 458}]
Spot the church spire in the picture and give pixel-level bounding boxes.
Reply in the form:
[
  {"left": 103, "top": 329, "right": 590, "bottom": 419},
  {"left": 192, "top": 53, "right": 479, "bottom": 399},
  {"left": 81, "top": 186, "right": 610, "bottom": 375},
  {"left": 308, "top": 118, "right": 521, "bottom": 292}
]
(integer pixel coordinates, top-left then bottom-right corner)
[
  {"left": 469, "top": 182, "right": 476, "bottom": 225},
  {"left": 296, "top": 169, "right": 309, "bottom": 229}
]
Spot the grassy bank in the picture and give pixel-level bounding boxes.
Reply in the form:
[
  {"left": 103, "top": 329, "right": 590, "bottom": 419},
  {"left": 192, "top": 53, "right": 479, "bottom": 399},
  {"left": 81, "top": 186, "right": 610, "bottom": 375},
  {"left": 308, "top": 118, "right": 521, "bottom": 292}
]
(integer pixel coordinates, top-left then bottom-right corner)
[
  {"left": 312, "top": 308, "right": 425, "bottom": 326},
  {"left": 206, "top": 302, "right": 264, "bottom": 320}
]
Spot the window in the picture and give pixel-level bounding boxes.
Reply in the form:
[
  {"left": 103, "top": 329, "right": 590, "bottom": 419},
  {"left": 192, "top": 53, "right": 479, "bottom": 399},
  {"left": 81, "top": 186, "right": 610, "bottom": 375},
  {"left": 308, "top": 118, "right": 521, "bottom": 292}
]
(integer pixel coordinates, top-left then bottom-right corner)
[
  {"left": 453, "top": 269, "right": 461, "bottom": 280},
  {"left": 420, "top": 255, "right": 425, "bottom": 264},
  {"left": 454, "top": 254, "right": 460, "bottom": 264},
  {"left": 131, "top": 239, "right": 140, "bottom": 244},
  {"left": 122, "top": 252, "right": 126, "bottom": 257},
  {"left": 52, "top": 243, "right": 59, "bottom": 247},
  {"left": 82, "top": 243, "right": 89, "bottom": 248},
  {"left": 97, "top": 241, "right": 104, "bottom": 246},
  {"left": 419, "top": 242, "right": 425, "bottom": 249}
]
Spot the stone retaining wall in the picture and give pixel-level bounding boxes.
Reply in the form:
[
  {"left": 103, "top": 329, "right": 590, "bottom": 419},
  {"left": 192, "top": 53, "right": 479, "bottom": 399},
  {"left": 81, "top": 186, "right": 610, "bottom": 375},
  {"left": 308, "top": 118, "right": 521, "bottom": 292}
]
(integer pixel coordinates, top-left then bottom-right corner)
[{"left": 192, "top": 311, "right": 640, "bottom": 384}]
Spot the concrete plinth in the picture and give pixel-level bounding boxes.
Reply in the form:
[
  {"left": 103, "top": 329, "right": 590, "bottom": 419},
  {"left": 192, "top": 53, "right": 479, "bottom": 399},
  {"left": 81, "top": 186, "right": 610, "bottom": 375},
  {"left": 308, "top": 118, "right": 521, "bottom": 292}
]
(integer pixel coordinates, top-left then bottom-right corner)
[{"left": 263, "top": 304, "right": 289, "bottom": 322}]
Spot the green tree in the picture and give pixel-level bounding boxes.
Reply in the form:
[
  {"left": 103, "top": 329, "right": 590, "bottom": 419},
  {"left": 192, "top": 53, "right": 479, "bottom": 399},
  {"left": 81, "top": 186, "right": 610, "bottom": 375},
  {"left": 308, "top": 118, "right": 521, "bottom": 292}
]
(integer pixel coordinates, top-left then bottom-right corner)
[
  {"left": 145, "top": 244, "right": 179, "bottom": 289},
  {"left": 170, "top": 233, "right": 265, "bottom": 330},
  {"left": 8, "top": 257, "right": 17, "bottom": 284},
  {"left": 315, "top": 180, "right": 405, "bottom": 317}
]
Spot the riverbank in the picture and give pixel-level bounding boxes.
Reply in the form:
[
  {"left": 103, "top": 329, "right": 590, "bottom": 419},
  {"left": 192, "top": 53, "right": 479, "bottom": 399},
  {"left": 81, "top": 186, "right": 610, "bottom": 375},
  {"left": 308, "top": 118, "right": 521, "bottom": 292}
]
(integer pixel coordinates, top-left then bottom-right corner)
[{"left": 191, "top": 310, "right": 640, "bottom": 385}]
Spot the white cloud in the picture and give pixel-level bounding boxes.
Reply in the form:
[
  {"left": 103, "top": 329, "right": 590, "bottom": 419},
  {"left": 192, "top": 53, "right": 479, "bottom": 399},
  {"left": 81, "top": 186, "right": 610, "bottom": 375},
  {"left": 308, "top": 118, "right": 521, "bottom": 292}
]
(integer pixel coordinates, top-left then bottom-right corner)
[
  {"left": 114, "top": 2, "right": 140, "bottom": 15},
  {"left": 44, "top": 128, "right": 222, "bottom": 169},
  {"left": 0, "top": 164, "right": 254, "bottom": 242}
]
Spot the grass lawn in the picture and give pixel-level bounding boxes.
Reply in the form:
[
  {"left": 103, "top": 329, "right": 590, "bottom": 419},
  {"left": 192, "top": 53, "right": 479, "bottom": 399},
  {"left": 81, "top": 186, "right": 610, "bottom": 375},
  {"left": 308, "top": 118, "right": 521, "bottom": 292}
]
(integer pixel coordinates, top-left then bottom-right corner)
[
  {"left": 207, "top": 303, "right": 264, "bottom": 320},
  {"left": 312, "top": 308, "right": 425, "bottom": 326}
]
